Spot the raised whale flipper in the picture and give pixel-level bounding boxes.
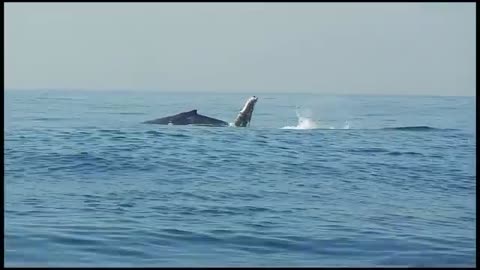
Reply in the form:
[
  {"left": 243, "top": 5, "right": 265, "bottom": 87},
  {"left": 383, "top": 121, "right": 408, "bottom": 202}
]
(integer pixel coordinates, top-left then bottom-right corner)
[{"left": 234, "top": 96, "right": 258, "bottom": 127}]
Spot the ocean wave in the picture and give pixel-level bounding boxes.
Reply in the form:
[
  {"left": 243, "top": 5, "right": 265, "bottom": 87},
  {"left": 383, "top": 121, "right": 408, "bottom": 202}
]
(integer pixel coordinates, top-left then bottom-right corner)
[{"left": 5, "top": 99, "right": 476, "bottom": 267}]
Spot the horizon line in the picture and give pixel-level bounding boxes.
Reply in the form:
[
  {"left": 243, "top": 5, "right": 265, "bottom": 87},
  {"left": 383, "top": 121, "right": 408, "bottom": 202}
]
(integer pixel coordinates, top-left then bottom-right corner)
[{"left": 3, "top": 88, "right": 475, "bottom": 98}]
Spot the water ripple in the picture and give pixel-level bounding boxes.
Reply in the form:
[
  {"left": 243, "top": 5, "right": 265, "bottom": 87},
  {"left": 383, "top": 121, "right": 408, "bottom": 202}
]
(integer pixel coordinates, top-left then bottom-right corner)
[{"left": 4, "top": 93, "right": 475, "bottom": 267}]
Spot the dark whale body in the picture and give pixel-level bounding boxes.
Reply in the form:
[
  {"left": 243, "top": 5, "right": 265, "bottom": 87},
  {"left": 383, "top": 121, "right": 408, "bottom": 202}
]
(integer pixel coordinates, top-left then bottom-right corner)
[{"left": 143, "top": 109, "right": 229, "bottom": 127}]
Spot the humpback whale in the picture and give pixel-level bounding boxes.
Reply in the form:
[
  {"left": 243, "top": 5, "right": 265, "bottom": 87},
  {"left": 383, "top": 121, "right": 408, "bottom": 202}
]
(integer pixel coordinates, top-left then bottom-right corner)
[
  {"left": 143, "top": 109, "right": 229, "bottom": 126},
  {"left": 143, "top": 96, "right": 258, "bottom": 127}
]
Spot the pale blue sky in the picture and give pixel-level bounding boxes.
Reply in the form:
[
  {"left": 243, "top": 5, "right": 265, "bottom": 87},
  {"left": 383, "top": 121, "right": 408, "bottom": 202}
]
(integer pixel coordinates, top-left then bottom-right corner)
[{"left": 4, "top": 3, "right": 476, "bottom": 96}]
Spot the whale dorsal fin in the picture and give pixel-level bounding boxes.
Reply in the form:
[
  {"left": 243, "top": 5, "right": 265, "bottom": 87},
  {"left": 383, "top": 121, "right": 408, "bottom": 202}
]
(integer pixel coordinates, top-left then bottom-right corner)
[{"left": 183, "top": 109, "right": 197, "bottom": 116}]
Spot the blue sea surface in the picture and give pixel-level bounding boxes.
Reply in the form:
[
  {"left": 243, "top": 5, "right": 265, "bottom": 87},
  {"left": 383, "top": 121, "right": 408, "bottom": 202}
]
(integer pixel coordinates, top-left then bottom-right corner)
[{"left": 4, "top": 90, "right": 476, "bottom": 267}]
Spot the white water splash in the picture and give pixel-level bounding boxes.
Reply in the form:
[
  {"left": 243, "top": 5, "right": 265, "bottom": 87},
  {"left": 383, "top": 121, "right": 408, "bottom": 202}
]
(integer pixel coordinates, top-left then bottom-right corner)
[
  {"left": 282, "top": 108, "right": 320, "bottom": 130},
  {"left": 281, "top": 108, "right": 351, "bottom": 130}
]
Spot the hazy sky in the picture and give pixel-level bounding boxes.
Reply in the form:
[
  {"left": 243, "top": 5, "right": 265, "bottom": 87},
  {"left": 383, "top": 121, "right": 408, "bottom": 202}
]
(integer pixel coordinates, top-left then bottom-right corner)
[{"left": 4, "top": 3, "right": 476, "bottom": 95}]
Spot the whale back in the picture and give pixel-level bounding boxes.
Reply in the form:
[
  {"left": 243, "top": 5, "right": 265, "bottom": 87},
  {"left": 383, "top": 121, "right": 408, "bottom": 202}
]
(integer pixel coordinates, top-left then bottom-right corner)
[{"left": 143, "top": 109, "right": 228, "bottom": 126}]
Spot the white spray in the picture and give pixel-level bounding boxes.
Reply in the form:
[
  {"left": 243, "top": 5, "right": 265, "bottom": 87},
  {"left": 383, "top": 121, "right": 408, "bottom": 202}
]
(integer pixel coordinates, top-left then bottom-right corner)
[
  {"left": 282, "top": 107, "right": 320, "bottom": 130},
  {"left": 281, "top": 107, "right": 351, "bottom": 130}
]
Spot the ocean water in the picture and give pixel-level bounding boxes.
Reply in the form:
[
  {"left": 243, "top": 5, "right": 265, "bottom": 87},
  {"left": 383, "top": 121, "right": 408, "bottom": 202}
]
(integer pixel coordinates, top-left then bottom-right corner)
[{"left": 4, "top": 90, "right": 476, "bottom": 267}]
